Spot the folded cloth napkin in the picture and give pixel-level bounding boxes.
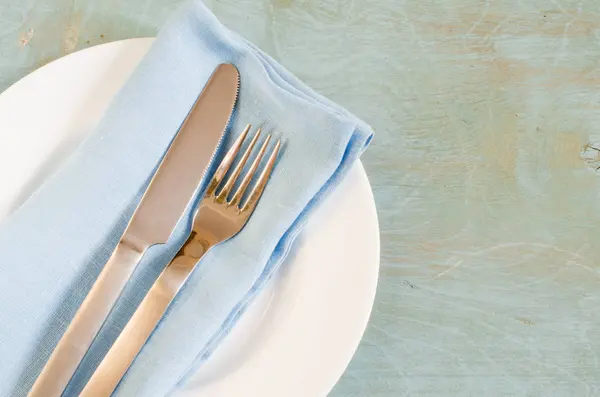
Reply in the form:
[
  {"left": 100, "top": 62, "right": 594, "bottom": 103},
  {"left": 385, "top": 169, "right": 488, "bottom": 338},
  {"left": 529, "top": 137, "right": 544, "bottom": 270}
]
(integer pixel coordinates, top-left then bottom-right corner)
[{"left": 0, "top": 0, "right": 373, "bottom": 395}]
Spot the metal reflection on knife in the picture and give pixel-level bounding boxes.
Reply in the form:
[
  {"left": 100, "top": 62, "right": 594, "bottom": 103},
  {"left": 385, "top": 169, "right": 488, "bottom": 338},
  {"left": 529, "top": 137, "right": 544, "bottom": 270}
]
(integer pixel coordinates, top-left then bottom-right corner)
[{"left": 28, "top": 63, "right": 241, "bottom": 397}]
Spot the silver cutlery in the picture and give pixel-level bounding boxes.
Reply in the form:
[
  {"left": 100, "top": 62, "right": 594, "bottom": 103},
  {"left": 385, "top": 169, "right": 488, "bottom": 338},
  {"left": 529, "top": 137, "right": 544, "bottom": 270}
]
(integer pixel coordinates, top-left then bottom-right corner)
[
  {"left": 80, "top": 124, "right": 280, "bottom": 396},
  {"left": 28, "top": 63, "right": 240, "bottom": 397}
]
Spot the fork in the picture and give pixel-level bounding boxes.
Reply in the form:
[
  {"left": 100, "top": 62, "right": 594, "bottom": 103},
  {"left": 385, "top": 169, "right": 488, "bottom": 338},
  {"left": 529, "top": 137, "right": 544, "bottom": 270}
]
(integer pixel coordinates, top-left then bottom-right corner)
[{"left": 80, "top": 124, "right": 280, "bottom": 396}]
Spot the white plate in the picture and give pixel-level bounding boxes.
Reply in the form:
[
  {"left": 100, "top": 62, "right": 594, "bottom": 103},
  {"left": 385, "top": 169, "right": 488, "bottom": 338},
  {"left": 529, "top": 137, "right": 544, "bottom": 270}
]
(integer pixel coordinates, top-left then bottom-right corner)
[{"left": 0, "top": 38, "right": 379, "bottom": 397}]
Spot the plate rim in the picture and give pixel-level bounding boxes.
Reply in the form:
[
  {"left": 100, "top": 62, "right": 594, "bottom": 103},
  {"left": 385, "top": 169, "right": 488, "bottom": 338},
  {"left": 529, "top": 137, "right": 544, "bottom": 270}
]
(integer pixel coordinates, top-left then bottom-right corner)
[{"left": 0, "top": 38, "right": 380, "bottom": 396}]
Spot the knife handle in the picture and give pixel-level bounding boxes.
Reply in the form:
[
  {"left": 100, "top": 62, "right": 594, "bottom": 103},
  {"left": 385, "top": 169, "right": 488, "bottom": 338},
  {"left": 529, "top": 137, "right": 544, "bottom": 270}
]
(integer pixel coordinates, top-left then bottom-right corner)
[{"left": 28, "top": 238, "right": 147, "bottom": 397}]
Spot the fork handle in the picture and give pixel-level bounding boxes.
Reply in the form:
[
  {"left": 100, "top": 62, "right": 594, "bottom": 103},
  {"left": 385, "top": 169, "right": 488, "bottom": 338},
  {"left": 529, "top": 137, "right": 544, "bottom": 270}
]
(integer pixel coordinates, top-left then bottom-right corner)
[
  {"left": 28, "top": 239, "right": 147, "bottom": 397},
  {"left": 80, "top": 235, "right": 212, "bottom": 396}
]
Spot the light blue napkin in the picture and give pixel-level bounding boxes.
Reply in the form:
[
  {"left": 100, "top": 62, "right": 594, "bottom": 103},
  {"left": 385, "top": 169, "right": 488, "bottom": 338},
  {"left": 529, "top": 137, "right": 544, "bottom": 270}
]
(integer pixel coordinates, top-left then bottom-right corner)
[{"left": 0, "top": 1, "right": 373, "bottom": 395}]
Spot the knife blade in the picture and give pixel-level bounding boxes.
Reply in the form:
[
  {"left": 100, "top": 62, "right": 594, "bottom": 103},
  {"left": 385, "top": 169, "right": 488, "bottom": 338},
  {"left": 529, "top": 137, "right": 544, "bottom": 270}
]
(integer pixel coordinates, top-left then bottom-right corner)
[{"left": 28, "top": 63, "right": 240, "bottom": 397}]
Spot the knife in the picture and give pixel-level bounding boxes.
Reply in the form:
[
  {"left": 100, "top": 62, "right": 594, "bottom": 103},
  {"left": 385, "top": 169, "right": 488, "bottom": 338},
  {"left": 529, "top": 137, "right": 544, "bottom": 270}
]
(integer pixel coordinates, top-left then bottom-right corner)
[{"left": 28, "top": 63, "right": 240, "bottom": 397}]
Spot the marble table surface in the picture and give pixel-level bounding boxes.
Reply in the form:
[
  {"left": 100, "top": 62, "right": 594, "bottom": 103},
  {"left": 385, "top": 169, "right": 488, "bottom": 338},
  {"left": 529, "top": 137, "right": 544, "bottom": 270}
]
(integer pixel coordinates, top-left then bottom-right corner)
[{"left": 2, "top": 0, "right": 600, "bottom": 395}]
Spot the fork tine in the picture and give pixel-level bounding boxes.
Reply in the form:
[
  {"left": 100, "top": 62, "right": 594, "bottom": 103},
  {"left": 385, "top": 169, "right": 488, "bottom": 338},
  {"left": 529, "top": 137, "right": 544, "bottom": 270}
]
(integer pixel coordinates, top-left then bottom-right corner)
[
  {"left": 206, "top": 124, "right": 251, "bottom": 196},
  {"left": 216, "top": 127, "right": 261, "bottom": 203},
  {"left": 241, "top": 139, "right": 281, "bottom": 213},
  {"left": 230, "top": 135, "right": 272, "bottom": 206}
]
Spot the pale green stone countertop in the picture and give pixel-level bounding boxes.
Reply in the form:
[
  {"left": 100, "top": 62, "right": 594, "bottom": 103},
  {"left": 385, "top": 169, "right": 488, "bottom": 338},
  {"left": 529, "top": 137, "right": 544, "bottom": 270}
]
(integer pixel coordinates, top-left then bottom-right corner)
[{"left": 2, "top": 0, "right": 600, "bottom": 395}]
